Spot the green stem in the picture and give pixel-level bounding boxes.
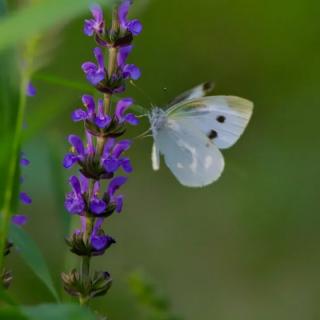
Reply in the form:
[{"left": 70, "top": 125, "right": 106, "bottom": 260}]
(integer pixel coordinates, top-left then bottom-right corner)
[{"left": 0, "top": 75, "right": 28, "bottom": 273}]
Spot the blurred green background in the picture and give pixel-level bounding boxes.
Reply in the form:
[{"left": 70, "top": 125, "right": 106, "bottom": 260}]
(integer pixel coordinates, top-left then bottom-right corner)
[{"left": 2, "top": 0, "right": 320, "bottom": 319}]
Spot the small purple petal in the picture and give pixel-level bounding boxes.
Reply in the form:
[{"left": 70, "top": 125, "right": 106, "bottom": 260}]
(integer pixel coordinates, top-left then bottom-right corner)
[
  {"left": 91, "top": 4, "right": 103, "bottom": 23},
  {"left": 86, "top": 131, "right": 95, "bottom": 154},
  {"left": 118, "top": 0, "right": 131, "bottom": 28},
  {"left": 117, "top": 45, "right": 133, "bottom": 66},
  {"left": 69, "top": 176, "right": 82, "bottom": 194},
  {"left": 68, "top": 135, "right": 85, "bottom": 155},
  {"left": 120, "top": 158, "right": 133, "bottom": 173},
  {"left": 113, "top": 140, "right": 131, "bottom": 157},
  {"left": 91, "top": 235, "right": 115, "bottom": 251},
  {"left": 90, "top": 198, "right": 107, "bottom": 214},
  {"left": 20, "top": 157, "right": 30, "bottom": 166},
  {"left": 127, "top": 19, "right": 143, "bottom": 35},
  {"left": 124, "top": 113, "right": 139, "bottom": 125},
  {"left": 12, "top": 215, "right": 28, "bottom": 226},
  {"left": 103, "top": 157, "right": 120, "bottom": 173},
  {"left": 123, "top": 64, "right": 141, "bottom": 80},
  {"left": 26, "top": 82, "right": 36, "bottom": 97},
  {"left": 84, "top": 20, "right": 95, "bottom": 36},
  {"left": 108, "top": 176, "right": 128, "bottom": 196},
  {"left": 94, "top": 47, "right": 105, "bottom": 70},
  {"left": 115, "top": 195, "right": 124, "bottom": 213},
  {"left": 63, "top": 153, "right": 78, "bottom": 169},
  {"left": 115, "top": 97, "right": 133, "bottom": 121},
  {"left": 72, "top": 109, "right": 88, "bottom": 122},
  {"left": 82, "top": 95, "right": 96, "bottom": 115},
  {"left": 103, "top": 138, "right": 116, "bottom": 156},
  {"left": 65, "top": 193, "right": 85, "bottom": 214},
  {"left": 20, "top": 192, "right": 32, "bottom": 205}
]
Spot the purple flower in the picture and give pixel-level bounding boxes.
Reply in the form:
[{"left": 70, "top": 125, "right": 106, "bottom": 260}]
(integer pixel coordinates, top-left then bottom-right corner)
[
  {"left": 90, "top": 196, "right": 107, "bottom": 215},
  {"left": 26, "top": 82, "right": 36, "bottom": 97},
  {"left": 11, "top": 215, "right": 28, "bottom": 226},
  {"left": 117, "top": 46, "right": 141, "bottom": 80},
  {"left": 107, "top": 176, "right": 128, "bottom": 213},
  {"left": 20, "top": 192, "right": 32, "bottom": 205},
  {"left": 65, "top": 176, "right": 85, "bottom": 214},
  {"left": 115, "top": 98, "right": 139, "bottom": 125},
  {"left": 102, "top": 139, "right": 133, "bottom": 174},
  {"left": 91, "top": 234, "right": 115, "bottom": 252},
  {"left": 63, "top": 134, "right": 95, "bottom": 169},
  {"left": 82, "top": 47, "right": 106, "bottom": 85},
  {"left": 118, "top": 0, "right": 143, "bottom": 36},
  {"left": 72, "top": 95, "right": 112, "bottom": 129},
  {"left": 84, "top": 4, "right": 105, "bottom": 36},
  {"left": 20, "top": 153, "right": 30, "bottom": 166}
]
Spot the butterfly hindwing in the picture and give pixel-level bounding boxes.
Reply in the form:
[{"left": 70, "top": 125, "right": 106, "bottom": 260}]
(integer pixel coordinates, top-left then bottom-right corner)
[
  {"left": 168, "top": 96, "right": 253, "bottom": 149},
  {"left": 153, "top": 119, "right": 225, "bottom": 187}
]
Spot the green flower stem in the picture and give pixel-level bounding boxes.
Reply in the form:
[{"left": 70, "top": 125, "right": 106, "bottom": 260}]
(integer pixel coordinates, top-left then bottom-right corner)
[{"left": 0, "top": 75, "right": 28, "bottom": 274}]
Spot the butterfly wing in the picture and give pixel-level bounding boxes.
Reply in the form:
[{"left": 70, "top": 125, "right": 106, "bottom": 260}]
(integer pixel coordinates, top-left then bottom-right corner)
[
  {"left": 168, "top": 96, "right": 253, "bottom": 149},
  {"left": 153, "top": 119, "right": 224, "bottom": 187},
  {"left": 167, "top": 82, "right": 214, "bottom": 108}
]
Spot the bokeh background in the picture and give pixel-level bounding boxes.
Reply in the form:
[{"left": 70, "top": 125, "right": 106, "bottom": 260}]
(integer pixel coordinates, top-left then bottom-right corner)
[{"left": 3, "top": 0, "right": 320, "bottom": 319}]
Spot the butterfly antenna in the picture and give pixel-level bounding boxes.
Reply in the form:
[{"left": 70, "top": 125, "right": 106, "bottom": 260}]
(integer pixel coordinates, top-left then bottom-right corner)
[
  {"left": 129, "top": 80, "right": 155, "bottom": 108},
  {"left": 134, "top": 128, "right": 152, "bottom": 140}
]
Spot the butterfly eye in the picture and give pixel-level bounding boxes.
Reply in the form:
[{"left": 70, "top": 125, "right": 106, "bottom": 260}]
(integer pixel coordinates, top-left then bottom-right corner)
[
  {"left": 208, "top": 130, "right": 218, "bottom": 139},
  {"left": 216, "top": 115, "right": 226, "bottom": 123}
]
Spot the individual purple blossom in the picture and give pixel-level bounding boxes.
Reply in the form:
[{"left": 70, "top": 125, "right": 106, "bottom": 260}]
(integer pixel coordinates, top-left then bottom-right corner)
[
  {"left": 63, "top": 134, "right": 95, "bottom": 169},
  {"left": 90, "top": 218, "right": 115, "bottom": 253},
  {"left": 72, "top": 95, "right": 112, "bottom": 129},
  {"left": 108, "top": 176, "right": 127, "bottom": 213},
  {"left": 115, "top": 98, "right": 139, "bottom": 125},
  {"left": 26, "top": 82, "right": 36, "bottom": 97},
  {"left": 19, "top": 192, "right": 32, "bottom": 205},
  {"left": 117, "top": 46, "right": 141, "bottom": 80},
  {"left": 11, "top": 215, "right": 28, "bottom": 226},
  {"left": 82, "top": 47, "right": 106, "bottom": 85},
  {"left": 118, "top": 0, "right": 143, "bottom": 36},
  {"left": 102, "top": 139, "right": 133, "bottom": 174},
  {"left": 65, "top": 176, "right": 86, "bottom": 214},
  {"left": 84, "top": 4, "right": 105, "bottom": 36}
]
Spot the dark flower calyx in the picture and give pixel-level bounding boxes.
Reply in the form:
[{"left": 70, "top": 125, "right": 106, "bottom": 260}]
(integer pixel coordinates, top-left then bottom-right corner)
[
  {"left": 79, "top": 153, "right": 114, "bottom": 180},
  {"left": 1, "top": 269, "right": 13, "bottom": 289},
  {"left": 66, "top": 230, "right": 115, "bottom": 257},
  {"left": 84, "top": 117, "right": 126, "bottom": 138},
  {"left": 61, "top": 269, "right": 112, "bottom": 299},
  {"left": 4, "top": 241, "right": 13, "bottom": 256}
]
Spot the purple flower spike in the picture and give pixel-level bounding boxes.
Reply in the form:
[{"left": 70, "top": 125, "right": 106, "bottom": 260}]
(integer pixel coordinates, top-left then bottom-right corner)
[
  {"left": 82, "top": 47, "right": 106, "bottom": 85},
  {"left": 118, "top": 0, "right": 143, "bottom": 36},
  {"left": 12, "top": 215, "right": 28, "bottom": 226},
  {"left": 26, "top": 82, "right": 36, "bottom": 97},
  {"left": 84, "top": 4, "right": 105, "bottom": 36},
  {"left": 20, "top": 192, "right": 32, "bottom": 205},
  {"left": 115, "top": 98, "right": 139, "bottom": 125}
]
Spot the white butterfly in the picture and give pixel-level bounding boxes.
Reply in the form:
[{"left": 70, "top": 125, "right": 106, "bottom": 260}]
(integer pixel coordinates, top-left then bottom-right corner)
[{"left": 148, "top": 82, "right": 253, "bottom": 187}]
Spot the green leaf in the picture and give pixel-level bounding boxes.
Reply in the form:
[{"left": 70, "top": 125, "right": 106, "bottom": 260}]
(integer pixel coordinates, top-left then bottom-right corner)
[
  {"left": 9, "top": 225, "right": 60, "bottom": 302},
  {"left": 21, "top": 304, "right": 97, "bottom": 320},
  {"left": 0, "top": 307, "right": 27, "bottom": 320},
  {"left": 0, "top": 287, "right": 17, "bottom": 306},
  {"left": 0, "top": 0, "right": 114, "bottom": 51}
]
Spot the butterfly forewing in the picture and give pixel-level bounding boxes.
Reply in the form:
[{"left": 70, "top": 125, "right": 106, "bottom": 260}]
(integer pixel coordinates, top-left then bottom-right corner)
[
  {"left": 168, "top": 96, "right": 253, "bottom": 149},
  {"left": 167, "top": 82, "right": 214, "bottom": 108}
]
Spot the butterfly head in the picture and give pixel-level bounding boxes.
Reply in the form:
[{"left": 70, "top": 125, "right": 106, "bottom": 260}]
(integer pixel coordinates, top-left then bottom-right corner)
[{"left": 148, "top": 107, "right": 167, "bottom": 134}]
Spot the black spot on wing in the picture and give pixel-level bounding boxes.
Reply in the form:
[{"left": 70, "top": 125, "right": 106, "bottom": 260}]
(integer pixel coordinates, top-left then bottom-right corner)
[
  {"left": 216, "top": 115, "right": 226, "bottom": 123},
  {"left": 208, "top": 130, "right": 218, "bottom": 139}
]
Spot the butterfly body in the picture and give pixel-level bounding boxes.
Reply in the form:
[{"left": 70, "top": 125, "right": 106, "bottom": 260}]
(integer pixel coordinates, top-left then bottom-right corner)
[{"left": 148, "top": 83, "right": 253, "bottom": 187}]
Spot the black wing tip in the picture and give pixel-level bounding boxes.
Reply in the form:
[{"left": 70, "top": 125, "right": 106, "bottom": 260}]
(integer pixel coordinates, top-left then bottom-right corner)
[{"left": 203, "top": 81, "right": 215, "bottom": 94}]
